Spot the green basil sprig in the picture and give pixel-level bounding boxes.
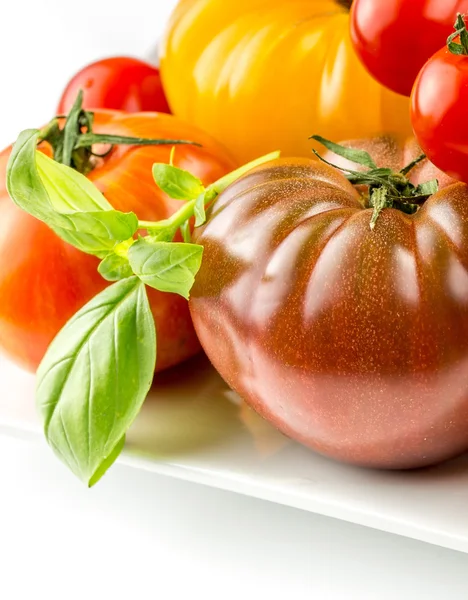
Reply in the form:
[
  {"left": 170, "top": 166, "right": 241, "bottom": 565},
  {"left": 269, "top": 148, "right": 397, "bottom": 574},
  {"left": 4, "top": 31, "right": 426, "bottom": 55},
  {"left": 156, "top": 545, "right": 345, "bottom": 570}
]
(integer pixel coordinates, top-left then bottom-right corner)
[
  {"left": 128, "top": 239, "right": 204, "bottom": 299},
  {"left": 152, "top": 163, "right": 205, "bottom": 200},
  {"left": 7, "top": 130, "right": 138, "bottom": 258},
  {"left": 6, "top": 128, "right": 280, "bottom": 486},
  {"left": 37, "top": 277, "right": 155, "bottom": 485}
]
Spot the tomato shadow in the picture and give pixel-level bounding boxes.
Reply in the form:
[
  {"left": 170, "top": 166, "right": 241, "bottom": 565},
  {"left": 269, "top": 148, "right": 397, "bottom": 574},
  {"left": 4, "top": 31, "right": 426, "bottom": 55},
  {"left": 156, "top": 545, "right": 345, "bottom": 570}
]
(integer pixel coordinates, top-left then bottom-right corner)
[
  {"left": 125, "top": 353, "right": 251, "bottom": 458},
  {"left": 385, "top": 451, "right": 468, "bottom": 483}
]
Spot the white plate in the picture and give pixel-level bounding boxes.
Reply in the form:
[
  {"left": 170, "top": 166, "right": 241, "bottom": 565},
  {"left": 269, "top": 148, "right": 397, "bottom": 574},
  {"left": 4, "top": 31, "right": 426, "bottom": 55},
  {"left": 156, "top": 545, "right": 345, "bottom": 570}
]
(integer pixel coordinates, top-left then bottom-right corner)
[{"left": 1, "top": 352, "right": 468, "bottom": 554}]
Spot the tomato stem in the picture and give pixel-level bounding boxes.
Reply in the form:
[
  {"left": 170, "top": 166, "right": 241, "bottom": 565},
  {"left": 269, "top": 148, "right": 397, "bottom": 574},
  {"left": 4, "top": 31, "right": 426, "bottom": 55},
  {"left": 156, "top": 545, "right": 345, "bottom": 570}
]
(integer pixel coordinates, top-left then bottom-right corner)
[
  {"left": 139, "top": 198, "right": 197, "bottom": 237},
  {"left": 210, "top": 151, "right": 280, "bottom": 194},
  {"left": 311, "top": 135, "right": 439, "bottom": 229},
  {"left": 447, "top": 14, "right": 468, "bottom": 55},
  {"left": 38, "top": 90, "right": 198, "bottom": 175}
]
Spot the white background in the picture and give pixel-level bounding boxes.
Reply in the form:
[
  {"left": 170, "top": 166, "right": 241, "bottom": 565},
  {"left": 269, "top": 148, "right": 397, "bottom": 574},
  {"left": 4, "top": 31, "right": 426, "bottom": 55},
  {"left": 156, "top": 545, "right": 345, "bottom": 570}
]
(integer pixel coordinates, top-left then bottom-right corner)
[{"left": 1, "top": 1, "right": 468, "bottom": 598}]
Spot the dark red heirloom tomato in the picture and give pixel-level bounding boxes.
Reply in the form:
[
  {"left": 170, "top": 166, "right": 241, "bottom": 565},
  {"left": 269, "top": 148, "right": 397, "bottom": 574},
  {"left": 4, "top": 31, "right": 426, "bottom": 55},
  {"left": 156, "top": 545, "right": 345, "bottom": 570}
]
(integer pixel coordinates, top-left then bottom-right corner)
[
  {"left": 412, "top": 20, "right": 468, "bottom": 183},
  {"left": 58, "top": 57, "right": 171, "bottom": 114},
  {"left": 0, "top": 110, "right": 235, "bottom": 373},
  {"left": 350, "top": 0, "right": 468, "bottom": 96},
  {"left": 189, "top": 137, "right": 468, "bottom": 470}
]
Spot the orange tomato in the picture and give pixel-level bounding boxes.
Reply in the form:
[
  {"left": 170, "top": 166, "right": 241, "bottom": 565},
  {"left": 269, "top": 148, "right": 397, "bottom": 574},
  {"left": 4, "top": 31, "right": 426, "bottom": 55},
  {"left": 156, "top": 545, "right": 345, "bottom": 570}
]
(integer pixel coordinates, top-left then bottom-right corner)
[
  {"left": 160, "top": 0, "right": 411, "bottom": 163},
  {"left": 0, "top": 110, "right": 236, "bottom": 372}
]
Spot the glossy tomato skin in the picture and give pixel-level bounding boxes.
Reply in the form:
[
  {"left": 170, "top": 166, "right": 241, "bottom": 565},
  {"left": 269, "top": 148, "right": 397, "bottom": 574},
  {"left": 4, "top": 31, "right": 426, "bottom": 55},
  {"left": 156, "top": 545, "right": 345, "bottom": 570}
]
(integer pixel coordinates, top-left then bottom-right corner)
[
  {"left": 161, "top": 0, "right": 411, "bottom": 164},
  {"left": 411, "top": 46, "right": 468, "bottom": 183},
  {"left": 350, "top": 0, "right": 468, "bottom": 97},
  {"left": 57, "top": 57, "right": 170, "bottom": 114},
  {"left": 0, "top": 110, "right": 236, "bottom": 373},
  {"left": 190, "top": 146, "right": 468, "bottom": 469}
]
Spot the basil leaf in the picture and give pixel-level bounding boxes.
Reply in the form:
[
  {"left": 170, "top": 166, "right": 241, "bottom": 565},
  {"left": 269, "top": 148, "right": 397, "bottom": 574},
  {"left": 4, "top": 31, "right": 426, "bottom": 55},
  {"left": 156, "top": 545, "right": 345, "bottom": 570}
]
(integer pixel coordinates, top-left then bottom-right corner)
[
  {"left": 7, "top": 129, "right": 138, "bottom": 257},
  {"left": 194, "top": 188, "right": 218, "bottom": 227},
  {"left": 36, "top": 277, "right": 156, "bottom": 486},
  {"left": 310, "top": 135, "right": 378, "bottom": 170},
  {"left": 128, "top": 238, "right": 203, "bottom": 299},
  {"left": 194, "top": 193, "right": 206, "bottom": 227},
  {"left": 35, "top": 151, "right": 112, "bottom": 211},
  {"left": 152, "top": 163, "right": 205, "bottom": 200},
  {"left": 180, "top": 220, "right": 191, "bottom": 243},
  {"left": 88, "top": 436, "right": 126, "bottom": 487},
  {"left": 98, "top": 252, "right": 133, "bottom": 281}
]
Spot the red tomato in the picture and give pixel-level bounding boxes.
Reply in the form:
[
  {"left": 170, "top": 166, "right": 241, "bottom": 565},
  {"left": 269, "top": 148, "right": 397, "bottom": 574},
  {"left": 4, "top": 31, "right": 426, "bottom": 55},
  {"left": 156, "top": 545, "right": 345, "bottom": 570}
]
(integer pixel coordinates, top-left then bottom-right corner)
[
  {"left": 0, "top": 110, "right": 236, "bottom": 373},
  {"left": 350, "top": 0, "right": 468, "bottom": 97},
  {"left": 57, "top": 57, "right": 171, "bottom": 114},
  {"left": 411, "top": 36, "right": 468, "bottom": 183},
  {"left": 190, "top": 138, "right": 467, "bottom": 470}
]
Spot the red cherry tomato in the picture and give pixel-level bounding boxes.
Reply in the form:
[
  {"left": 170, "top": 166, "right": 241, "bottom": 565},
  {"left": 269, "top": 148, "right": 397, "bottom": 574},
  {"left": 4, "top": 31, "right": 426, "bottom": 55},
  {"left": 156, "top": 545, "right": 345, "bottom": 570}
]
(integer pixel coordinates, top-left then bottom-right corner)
[
  {"left": 350, "top": 0, "right": 468, "bottom": 97},
  {"left": 57, "top": 56, "right": 171, "bottom": 114},
  {"left": 411, "top": 30, "right": 468, "bottom": 182}
]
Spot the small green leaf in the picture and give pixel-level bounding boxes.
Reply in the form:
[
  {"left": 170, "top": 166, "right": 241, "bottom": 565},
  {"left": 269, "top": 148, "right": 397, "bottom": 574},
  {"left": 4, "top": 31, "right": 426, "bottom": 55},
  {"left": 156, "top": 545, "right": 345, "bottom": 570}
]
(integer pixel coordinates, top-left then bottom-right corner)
[
  {"left": 194, "top": 193, "right": 206, "bottom": 227},
  {"left": 414, "top": 179, "right": 439, "bottom": 197},
  {"left": 310, "top": 135, "right": 377, "bottom": 170},
  {"left": 195, "top": 188, "right": 218, "bottom": 227},
  {"left": 36, "top": 277, "right": 156, "bottom": 486},
  {"left": 98, "top": 252, "right": 133, "bottom": 281},
  {"left": 128, "top": 238, "right": 203, "bottom": 299},
  {"left": 35, "top": 151, "right": 112, "bottom": 212},
  {"left": 152, "top": 163, "right": 205, "bottom": 200},
  {"left": 88, "top": 436, "right": 125, "bottom": 488},
  {"left": 400, "top": 154, "right": 426, "bottom": 176},
  {"left": 447, "top": 14, "right": 468, "bottom": 55},
  {"left": 7, "top": 129, "right": 138, "bottom": 258},
  {"left": 369, "top": 186, "right": 390, "bottom": 231},
  {"left": 459, "top": 27, "right": 468, "bottom": 50},
  {"left": 180, "top": 220, "right": 191, "bottom": 243},
  {"left": 448, "top": 42, "right": 465, "bottom": 54},
  {"left": 454, "top": 13, "right": 466, "bottom": 32}
]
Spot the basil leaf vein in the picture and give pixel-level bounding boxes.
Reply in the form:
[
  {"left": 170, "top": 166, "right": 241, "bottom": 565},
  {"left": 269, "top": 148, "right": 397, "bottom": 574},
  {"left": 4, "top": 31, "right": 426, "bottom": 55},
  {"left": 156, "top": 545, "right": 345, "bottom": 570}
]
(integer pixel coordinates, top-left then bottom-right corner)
[
  {"left": 6, "top": 129, "right": 138, "bottom": 257},
  {"left": 152, "top": 163, "right": 205, "bottom": 200},
  {"left": 36, "top": 276, "right": 156, "bottom": 486},
  {"left": 128, "top": 238, "right": 203, "bottom": 299}
]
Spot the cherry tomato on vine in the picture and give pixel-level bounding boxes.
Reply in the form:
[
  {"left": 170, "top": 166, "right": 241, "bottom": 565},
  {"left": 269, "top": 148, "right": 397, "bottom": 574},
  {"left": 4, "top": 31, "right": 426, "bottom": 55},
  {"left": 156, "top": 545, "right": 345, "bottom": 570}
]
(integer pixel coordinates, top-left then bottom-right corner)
[
  {"left": 57, "top": 56, "right": 171, "bottom": 114},
  {"left": 350, "top": 0, "right": 468, "bottom": 97},
  {"left": 411, "top": 15, "right": 468, "bottom": 182}
]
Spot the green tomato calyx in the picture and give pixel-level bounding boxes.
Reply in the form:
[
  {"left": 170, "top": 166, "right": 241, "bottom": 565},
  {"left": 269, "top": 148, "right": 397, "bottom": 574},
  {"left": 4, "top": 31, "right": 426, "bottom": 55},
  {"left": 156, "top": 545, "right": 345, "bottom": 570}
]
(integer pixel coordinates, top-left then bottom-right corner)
[{"left": 38, "top": 90, "right": 199, "bottom": 175}]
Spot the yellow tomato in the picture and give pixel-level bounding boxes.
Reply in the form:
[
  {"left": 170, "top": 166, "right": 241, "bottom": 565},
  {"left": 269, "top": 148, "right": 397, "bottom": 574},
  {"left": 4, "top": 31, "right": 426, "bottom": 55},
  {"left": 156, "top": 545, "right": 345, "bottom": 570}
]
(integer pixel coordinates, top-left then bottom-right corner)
[{"left": 160, "top": 0, "right": 412, "bottom": 163}]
